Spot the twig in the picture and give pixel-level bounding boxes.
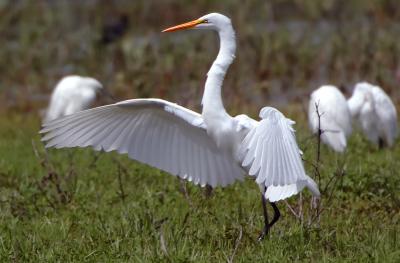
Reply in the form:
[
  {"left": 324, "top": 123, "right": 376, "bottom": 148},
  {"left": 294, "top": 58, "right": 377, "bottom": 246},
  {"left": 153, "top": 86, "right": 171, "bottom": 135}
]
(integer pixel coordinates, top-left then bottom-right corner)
[
  {"left": 155, "top": 218, "right": 169, "bottom": 257},
  {"left": 32, "top": 139, "right": 74, "bottom": 206},
  {"left": 323, "top": 165, "right": 345, "bottom": 194},
  {"left": 160, "top": 224, "right": 169, "bottom": 257},
  {"left": 302, "top": 102, "right": 326, "bottom": 226},
  {"left": 117, "top": 164, "right": 127, "bottom": 202},
  {"left": 228, "top": 226, "right": 243, "bottom": 263},
  {"left": 284, "top": 200, "right": 300, "bottom": 219},
  {"left": 299, "top": 192, "right": 303, "bottom": 223},
  {"left": 325, "top": 169, "right": 345, "bottom": 204},
  {"left": 309, "top": 168, "right": 345, "bottom": 226},
  {"left": 179, "top": 178, "right": 193, "bottom": 207},
  {"left": 314, "top": 101, "right": 322, "bottom": 183},
  {"left": 31, "top": 139, "right": 41, "bottom": 159},
  {"left": 111, "top": 156, "right": 129, "bottom": 202},
  {"left": 112, "top": 156, "right": 130, "bottom": 177},
  {"left": 32, "top": 139, "right": 51, "bottom": 170},
  {"left": 36, "top": 181, "right": 56, "bottom": 209},
  {"left": 88, "top": 152, "right": 101, "bottom": 169}
]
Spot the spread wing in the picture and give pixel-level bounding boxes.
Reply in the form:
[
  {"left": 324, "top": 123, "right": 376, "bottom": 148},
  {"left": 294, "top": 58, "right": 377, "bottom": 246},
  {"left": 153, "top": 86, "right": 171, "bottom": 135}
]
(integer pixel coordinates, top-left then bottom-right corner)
[
  {"left": 239, "top": 107, "right": 319, "bottom": 201},
  {"left": 40, "top": 98, "right": 245, "bottom": 187}
]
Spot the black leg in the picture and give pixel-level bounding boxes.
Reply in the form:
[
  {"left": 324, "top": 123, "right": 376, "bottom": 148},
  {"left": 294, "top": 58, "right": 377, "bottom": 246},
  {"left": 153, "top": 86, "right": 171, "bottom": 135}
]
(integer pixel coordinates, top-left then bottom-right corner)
[
  {"left": 268, "top": 202, "right": 281, "bottom": 229},
  {"left": 258, "top": 193, "right": 269, "bottom": 241},
  {"left": 378, "top": 137, "right": 385, "bottom": 149},
  {"left": 204, "top": 184, "right": 213, "bottom": 198}
]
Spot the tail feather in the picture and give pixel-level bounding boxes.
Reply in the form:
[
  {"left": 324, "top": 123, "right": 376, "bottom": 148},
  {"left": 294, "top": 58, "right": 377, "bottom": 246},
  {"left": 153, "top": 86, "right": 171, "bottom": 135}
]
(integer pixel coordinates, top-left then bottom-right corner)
[
  {"left": 265, "top": 176, "right": 320, "bottom": 202},
  {"left": 305, "top": 175, "right": 320, "bottom": 197}
]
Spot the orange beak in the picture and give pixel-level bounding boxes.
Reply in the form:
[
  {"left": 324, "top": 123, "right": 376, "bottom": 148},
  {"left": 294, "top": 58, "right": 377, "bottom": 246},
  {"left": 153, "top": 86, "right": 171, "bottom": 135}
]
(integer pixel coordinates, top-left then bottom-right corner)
[{"left": 162, "top": 19, "right": 205, "bottom": 33}]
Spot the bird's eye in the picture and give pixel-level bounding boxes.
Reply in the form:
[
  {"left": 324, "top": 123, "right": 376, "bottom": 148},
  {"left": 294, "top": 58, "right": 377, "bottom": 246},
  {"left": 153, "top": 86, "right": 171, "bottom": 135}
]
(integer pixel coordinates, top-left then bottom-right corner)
[{"left": 203, "top": 19, "right": 209, "bottom": 23}]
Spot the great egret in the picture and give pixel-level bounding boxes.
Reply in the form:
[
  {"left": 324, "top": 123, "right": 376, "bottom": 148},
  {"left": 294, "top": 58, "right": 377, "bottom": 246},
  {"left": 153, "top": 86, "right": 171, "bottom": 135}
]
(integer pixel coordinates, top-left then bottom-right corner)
[
  {"left": 44, "top": 76, "right": 104, "bottom": 122},
  {"left": 40, "top": 13, "right": 320, "bottom": 239},
  {"left": 348, "top": 82, "right": 398, "bottom": 147},
  {"left": 308, "top": 85, "right": 352, "bottom": 152}
]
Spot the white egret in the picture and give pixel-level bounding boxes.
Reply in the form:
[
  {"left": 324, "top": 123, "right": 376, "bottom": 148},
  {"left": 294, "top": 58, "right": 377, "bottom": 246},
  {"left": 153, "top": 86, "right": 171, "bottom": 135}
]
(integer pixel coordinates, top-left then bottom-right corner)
[
  {"left": 44, "top": 76, "right": 105, "bottom": 122},
  {"left": 40, "top": 13, "right": 320, "bottom": 239},
  {"left": 348, "top": 82, "right": 398, "bottom": 147},
  {"left": 308, "top": 85, "right": 352, "bottom": 152}
]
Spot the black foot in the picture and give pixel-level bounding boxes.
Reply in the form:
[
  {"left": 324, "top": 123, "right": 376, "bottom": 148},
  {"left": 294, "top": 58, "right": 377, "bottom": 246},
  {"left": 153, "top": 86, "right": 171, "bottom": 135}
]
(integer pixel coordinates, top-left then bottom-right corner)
[
  {"left": 258, "top": 225, "right": 269, "bottom": 241},
  {"left": 378, "top": 137, "right": 385, "bottom": 149},
  {"left": 268, "top": 202, "right": 281, "bottom": 229},
  {"left": 258, "top": 196, "right": 281, "bottom": 241},
  {"left": 203, "top": 184, "right": 213, "bottom": 198},
  {"left": 258, "top": 192, "right": 269, "bottom": 241}
]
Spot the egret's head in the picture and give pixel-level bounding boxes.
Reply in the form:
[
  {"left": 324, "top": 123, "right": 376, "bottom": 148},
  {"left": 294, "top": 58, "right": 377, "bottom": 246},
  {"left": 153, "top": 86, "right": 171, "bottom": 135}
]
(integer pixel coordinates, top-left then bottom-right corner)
[
  {"left": 83, "top": 77, "right": 103, "bottom": 91},
  {"left": 162, "top": 13, "right": 231, "bottom": 33},
  {"left": 82, "top": 77, "right": 116, "bottom": 101},
  {"left": 348, "top": 82, "right": 374, "bottom": 116}
]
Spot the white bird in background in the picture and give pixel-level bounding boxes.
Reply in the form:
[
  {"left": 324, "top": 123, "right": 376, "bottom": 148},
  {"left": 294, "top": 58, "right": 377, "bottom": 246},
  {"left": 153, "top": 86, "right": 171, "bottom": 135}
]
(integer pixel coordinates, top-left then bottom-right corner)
[
  {"left": 308, "top": 85, "right": 352, "bottom": 152},
  {"left": 348, "top": 82, "right": 398, "bottom": 148},
  {"left": 44, "top": 76, "right": 105, "bottom": 122},
  {"left": 40, "top": 13, "right": 320, "bottom": 240}
]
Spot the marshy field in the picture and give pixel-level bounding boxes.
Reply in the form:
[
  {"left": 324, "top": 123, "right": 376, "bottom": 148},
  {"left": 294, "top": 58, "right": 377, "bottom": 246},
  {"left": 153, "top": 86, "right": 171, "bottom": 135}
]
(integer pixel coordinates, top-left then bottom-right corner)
[{"left": 0, "top": 1, "right": 399, "bottom": 262}]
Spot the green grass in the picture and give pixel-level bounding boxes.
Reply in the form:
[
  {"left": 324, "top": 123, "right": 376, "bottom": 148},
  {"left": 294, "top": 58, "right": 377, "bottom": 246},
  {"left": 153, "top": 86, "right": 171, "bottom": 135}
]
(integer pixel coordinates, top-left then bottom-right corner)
[{"left": 0, "top": 112, "right": 399, "bottom": 262}]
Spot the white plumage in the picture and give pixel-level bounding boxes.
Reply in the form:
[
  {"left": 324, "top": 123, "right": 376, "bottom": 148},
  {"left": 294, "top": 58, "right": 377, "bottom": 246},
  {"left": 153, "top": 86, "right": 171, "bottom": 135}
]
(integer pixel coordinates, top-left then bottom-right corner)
[
  {"left": 240, "top": 107, "right": 319, "bottom": 201},
  {"left": 45, "top": 75, "right": 103, "bottom": 122},
  {"left": 308, "top": 85, "right": 352, "bottom": 152},
  {"left": 348, "top": 82, "right": 398, "bottom": 147},
  {"left": 40, "top": 13, "right": 320, "bottom": 238},
  {"left": 42, "top": 99, "right": 244, "bottom": 187}
]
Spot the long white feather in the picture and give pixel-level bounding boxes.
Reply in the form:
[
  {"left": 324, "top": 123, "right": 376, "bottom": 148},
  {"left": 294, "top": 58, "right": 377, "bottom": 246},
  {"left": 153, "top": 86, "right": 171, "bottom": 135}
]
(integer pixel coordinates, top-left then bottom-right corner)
[
  {"left": 41, "top": 99, "right": 245, "bottom": 187},
  {"left": 238, "top": 107, "right": 320, "bottom": 201}
]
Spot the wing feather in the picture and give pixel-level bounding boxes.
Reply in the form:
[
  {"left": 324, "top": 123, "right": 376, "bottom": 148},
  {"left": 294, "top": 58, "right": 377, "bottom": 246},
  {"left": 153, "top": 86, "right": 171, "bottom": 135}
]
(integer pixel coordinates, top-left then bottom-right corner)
[
  {"left": 192, "top": 143, "right": 201, "bottom": 185},
  {"left": 43, "top": 109, "right": 114, "bottom": 142},
  {"left": 107, "top": 115, "right": 137, "bottom": 152},
  {"left": 41, "top": 99, "right": 245, "bottom": 187},
  {"left": 103, "top": 113, "right": 133, "bottom": 151},
  {"left": 239, "top": 107, "right": 320, "bottom": 201},
  {"left": 129, "top": 113, "right": 147, "bottom": 158},
  {"left": 80, "top": 111, "right": 126, "bottom": 148},
  {"left": 162, "top": 123, "right": 173, "bottom": 173},
  {"left": 206, "top": 150, "right": 216, "bottom": 187}
]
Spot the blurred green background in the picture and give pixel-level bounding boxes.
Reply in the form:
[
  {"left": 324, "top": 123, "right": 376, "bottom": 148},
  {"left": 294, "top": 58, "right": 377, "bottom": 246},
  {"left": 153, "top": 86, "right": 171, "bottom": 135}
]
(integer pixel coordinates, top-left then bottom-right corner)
[
  {"left": 1, "top": 1, "right": 400, "bottom": 261},
  {"left": 1, "top": 0, "right": 400, "bottom": 115}
]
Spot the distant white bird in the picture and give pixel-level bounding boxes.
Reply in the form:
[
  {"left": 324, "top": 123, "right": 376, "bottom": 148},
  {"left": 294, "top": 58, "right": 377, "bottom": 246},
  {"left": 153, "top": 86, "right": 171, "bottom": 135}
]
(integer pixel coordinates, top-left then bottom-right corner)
[
  {"left": 308, "top": 85, "right": 352, "bottom": 152},
  {"left": 40, "top": 13, "right": 320, "bottom": 240},
  {"left": 44, "top": 76, "right": 104, "bottom": 122},
  {"left": 348, "top": 82, "right": 398, "bottom": 147}
]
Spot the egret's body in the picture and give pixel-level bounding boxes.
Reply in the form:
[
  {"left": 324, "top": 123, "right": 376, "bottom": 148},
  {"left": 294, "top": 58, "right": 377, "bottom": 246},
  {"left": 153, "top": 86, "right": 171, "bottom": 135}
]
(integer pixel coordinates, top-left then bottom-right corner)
[
  {"left": 348, "top": 82, "right": 398, "bottom": 147},
  {"left": 41, "top": 13, "right": 320, "bottom": 238},
  {"left": 45, "top": 76, "right": 103, "bottom": 122},
  {"left": 308, "top": 85, "right": 352, "bottom": 152}
]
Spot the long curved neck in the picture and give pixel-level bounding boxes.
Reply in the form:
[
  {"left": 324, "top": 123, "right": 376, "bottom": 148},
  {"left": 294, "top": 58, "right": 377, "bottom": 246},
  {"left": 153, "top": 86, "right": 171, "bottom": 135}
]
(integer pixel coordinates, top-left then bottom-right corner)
[
  {"left": 347, "top": 90, "right": 368, "bottom": 117},
  {"left": 347, "top": 95, "right": 362, "bottom": 117},
  {"left": 201, "top": 26, "right": 236, "bottom": 117}
]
